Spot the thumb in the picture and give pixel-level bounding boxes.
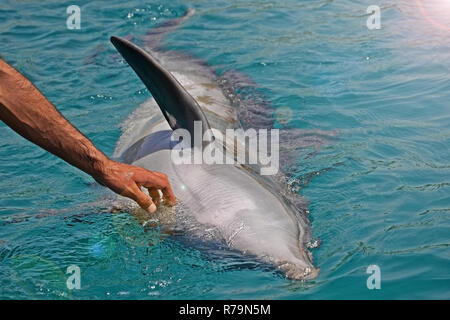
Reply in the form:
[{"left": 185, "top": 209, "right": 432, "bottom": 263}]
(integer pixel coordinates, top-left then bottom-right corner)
[{"left": 128, "top": 184, "right": 157, "bottom": 213}]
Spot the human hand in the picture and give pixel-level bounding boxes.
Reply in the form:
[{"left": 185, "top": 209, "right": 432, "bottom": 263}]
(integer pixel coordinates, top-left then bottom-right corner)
[{"left": 93, "top": 159, "right": 176, "bottom": 213}]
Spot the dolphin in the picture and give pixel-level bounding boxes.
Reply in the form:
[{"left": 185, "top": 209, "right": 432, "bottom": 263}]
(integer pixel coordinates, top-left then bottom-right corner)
[{"left": 110, "top": 9, "right": 319, "bottom": 280}]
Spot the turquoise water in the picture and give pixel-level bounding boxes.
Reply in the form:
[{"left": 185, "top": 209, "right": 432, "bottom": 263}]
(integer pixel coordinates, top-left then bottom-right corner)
[{"left": 1, "top": 0, "right": 449, "bottom": 299}]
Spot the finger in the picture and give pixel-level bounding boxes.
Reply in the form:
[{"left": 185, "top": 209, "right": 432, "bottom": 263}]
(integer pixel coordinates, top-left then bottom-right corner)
[
  {"left": 141, "top": 172, "right": 176, "bottom": 206},
  {"left": 147, "top": 188, "right": 161, "bottom": 206},
  {"left": 161, "top": 185, "right": 176, "bottom": 206},
  {"left": 125, "top": 184, "right": 157, "bottom": 213},
  {"left": 155, "top": 175, "right": 176, "bottom": 206}
]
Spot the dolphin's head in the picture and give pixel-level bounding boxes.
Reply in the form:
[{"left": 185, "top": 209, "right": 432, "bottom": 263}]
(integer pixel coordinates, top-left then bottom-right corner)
[
  {"left": 165, "top": 161, "right": 320, "bottom": 280},
  {"left": 279, "top": 262, "right": 320, "bottom": 280}
]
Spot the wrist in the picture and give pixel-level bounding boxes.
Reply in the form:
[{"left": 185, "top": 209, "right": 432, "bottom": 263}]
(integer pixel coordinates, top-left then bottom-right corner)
[{"left": 86, "top": 150, "right": 112, "bottom": 182}]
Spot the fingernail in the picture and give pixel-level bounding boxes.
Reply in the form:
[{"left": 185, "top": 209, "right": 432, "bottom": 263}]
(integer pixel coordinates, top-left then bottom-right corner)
[{"left": 148, "top": 203, "right": 157, "bottom": 213}]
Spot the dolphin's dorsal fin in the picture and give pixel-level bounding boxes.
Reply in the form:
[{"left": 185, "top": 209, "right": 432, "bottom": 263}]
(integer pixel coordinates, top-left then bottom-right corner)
[{"left": 110, "top": 35, "right": 211, "bottom": 139}]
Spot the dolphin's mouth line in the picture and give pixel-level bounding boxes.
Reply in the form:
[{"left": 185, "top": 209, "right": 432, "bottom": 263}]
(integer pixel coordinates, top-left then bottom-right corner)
[{"left": 225, "top": 221, "right": 245, "bottom": 248}]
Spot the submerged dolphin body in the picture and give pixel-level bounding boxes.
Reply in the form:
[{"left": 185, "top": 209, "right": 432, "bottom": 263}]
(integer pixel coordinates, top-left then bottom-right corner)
[{"left": 111, "top": 9, "right": 319, "bottom": 280}]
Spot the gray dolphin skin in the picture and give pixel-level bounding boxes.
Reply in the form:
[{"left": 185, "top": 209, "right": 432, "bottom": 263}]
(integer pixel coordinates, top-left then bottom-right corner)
[{"left": 111, "top": 9, "right": 319, "bottom": 280}]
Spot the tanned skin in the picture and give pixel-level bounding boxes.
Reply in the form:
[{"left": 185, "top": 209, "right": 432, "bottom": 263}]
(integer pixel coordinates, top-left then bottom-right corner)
[{"left": 0, "top": 58, "right": 176, "bottom": 213}]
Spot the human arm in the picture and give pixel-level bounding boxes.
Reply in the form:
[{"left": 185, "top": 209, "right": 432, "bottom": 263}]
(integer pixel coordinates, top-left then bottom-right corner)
[{"left": 0, "top": 58, "right": 175, "bottom": 213}]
